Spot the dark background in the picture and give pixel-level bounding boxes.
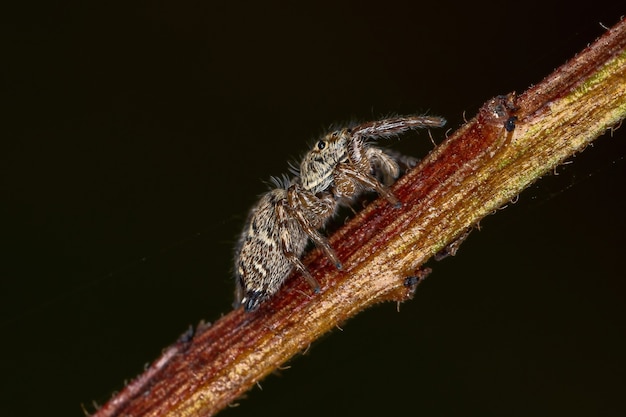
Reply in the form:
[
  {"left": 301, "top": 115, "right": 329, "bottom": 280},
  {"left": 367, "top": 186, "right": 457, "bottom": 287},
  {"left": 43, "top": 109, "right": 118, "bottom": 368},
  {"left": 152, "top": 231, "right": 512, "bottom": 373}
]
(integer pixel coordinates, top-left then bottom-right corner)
[{"left": 2, "top": 2, "right": 625, "bottom": 416}]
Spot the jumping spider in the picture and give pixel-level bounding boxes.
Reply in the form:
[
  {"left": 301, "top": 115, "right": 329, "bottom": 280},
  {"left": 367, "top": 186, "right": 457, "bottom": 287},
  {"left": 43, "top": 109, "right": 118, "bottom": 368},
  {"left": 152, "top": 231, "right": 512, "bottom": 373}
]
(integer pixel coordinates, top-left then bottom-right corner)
[{"left": 234, "top": 115, "right": 446, "bottom": 312}]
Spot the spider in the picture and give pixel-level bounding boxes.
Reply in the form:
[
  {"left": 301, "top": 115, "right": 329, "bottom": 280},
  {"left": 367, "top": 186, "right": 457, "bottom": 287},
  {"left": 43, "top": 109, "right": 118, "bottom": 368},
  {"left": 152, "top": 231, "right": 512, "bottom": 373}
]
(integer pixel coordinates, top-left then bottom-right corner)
[{"left": 234, "top": 115, "right": 446, "bottom": 312}]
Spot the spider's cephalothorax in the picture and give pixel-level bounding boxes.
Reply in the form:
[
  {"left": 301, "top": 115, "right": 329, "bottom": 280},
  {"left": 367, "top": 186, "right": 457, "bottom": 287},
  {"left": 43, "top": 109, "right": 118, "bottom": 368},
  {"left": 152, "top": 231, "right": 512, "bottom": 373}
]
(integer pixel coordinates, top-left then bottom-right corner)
[
  {"left": 234, "top": 115, "right": 446, "bottom": 312},
  {"left": 299, "top": 130, "right": 350, "bottom": 195},
  {"left": 300, "top": 115, "right": 447, "bottom": 205}
]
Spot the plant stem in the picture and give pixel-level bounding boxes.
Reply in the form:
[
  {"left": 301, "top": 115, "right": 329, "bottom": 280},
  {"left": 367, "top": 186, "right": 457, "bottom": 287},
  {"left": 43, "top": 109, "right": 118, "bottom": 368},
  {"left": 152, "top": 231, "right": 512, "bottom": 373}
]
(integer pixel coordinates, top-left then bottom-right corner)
[{"left": 91, "top": 17, "right": 626, "bottom": 417}]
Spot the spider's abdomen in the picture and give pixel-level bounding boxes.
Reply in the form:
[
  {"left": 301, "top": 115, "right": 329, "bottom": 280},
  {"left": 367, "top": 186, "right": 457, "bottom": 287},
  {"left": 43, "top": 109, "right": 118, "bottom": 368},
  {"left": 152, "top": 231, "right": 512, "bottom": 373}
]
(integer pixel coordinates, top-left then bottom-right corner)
[{"left": 235, "top": 189, "right": 309, "bottom": 311}]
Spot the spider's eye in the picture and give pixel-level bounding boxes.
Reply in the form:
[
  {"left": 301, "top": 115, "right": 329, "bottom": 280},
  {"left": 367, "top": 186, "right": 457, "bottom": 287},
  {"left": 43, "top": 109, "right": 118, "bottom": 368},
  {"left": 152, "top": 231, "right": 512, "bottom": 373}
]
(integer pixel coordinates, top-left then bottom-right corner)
[{"left": 317, "top": 141, "right": 326, "bottom": 150}]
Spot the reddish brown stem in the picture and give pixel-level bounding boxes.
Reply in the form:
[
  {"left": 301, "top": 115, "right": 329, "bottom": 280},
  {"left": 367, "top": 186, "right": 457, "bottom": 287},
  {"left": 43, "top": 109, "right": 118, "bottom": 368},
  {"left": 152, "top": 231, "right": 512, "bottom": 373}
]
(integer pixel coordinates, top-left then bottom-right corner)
[{"left": 91, "top": 18, "right": 626, "bottom": 417}]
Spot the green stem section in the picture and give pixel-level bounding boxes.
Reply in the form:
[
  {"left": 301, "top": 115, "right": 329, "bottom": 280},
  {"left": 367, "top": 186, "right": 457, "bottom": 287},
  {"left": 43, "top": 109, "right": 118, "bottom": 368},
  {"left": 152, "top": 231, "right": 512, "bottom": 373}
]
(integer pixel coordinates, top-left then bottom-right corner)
[{"left": 92, "top": 18, "right": 626, "bottom": 417}]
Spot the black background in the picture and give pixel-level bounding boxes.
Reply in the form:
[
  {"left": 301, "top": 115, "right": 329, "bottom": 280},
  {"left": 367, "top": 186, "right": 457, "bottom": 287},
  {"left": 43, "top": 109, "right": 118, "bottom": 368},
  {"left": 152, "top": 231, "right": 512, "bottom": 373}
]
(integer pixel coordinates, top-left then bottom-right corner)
[{"left": 2, "top": 2, "right": 625, "bottom": 416}]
